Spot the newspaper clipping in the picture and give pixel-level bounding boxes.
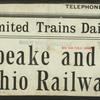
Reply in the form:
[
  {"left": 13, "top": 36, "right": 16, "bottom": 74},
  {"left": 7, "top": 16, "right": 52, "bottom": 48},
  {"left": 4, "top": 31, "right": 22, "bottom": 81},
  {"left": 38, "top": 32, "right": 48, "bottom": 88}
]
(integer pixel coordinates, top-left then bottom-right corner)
[{"left": 0, "top": 3, "right": 99, "bottom": 96}]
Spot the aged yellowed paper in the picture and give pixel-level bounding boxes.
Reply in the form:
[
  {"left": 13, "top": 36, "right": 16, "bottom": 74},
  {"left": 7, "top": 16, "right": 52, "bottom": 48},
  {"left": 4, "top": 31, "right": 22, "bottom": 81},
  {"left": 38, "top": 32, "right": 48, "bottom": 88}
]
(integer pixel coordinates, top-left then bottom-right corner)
[{"left": 0, "top": 4, "right": 99, "bottom": 96}]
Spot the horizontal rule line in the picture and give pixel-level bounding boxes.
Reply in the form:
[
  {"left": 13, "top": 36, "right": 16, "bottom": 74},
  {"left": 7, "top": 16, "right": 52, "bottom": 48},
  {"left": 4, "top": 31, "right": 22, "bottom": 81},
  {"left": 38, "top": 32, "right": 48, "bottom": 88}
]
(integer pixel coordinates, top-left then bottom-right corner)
[
  {"left": 0, "top": 35, "right": 99, "bottom": 40},
  {"left": 0, "top": 0, "right": 100, "bottom": 4},
  {"left": 0, "top": 0, "right": 100, "bottom": 3},
  {"left": 0, "top": 14, "right": 100, "bottom": 19}
]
